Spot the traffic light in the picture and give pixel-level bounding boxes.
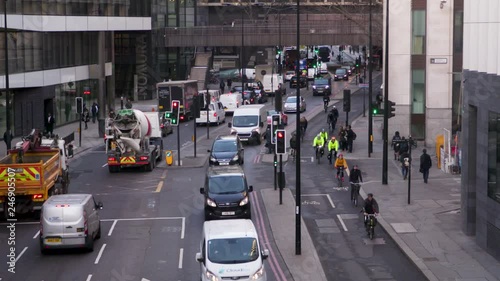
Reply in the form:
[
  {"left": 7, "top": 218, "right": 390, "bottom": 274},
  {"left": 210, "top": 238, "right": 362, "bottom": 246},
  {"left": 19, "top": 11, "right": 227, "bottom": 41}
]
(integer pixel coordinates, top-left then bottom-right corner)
[
  {"left": 171, "top": 100, "right": 180, "bottom": 125},
  {"left": 388, "top": 100, "right": 396, "bottom": 118},
  {"left": 343, "top": 89, "right": 351, "bottom": 113},
  {"left": 76, "top": 97, "right": 83, "bottom": 114},
  {"left": 277, "top": 48, "right": 282, "bottom": 55},
  {"left": 275, "top": 129, "right": 286, "bottom": 154},
  {"left": 271, "top": 114, "right": 281, "bottom": 144},
  {"left": 314, "top": 47, "right": 318, "bottom": 53}
]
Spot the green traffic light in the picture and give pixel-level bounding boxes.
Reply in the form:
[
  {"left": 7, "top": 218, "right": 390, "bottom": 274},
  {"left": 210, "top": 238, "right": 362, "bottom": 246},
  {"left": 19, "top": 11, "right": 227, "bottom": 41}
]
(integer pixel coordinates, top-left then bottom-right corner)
[{"left": 373, "top": 108, "right": 378, "bottom": 114}]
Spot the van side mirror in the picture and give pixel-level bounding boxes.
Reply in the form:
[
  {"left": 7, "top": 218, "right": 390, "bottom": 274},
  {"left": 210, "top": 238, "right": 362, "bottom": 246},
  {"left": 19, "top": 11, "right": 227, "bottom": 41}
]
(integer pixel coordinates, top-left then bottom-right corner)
[
  {"left": 97, "top": 202, "right": 103, "bottom": 209},
  {"left": 262, "top": 249, "right": 269, "bottom": 260},
  {"left": 259, "top": 122, "right": 264, "bottom": 127},
  {"left": 196, "top": 252, "right": 204, "bottom": 262},
  {"left": 207, "top": 149, "right": 211, "bottom": 152},
  {"left": 227, "top": 122, "right": 232, "bottom": 127},
  {"left": 200, "top": 187, "right": 205, "bottom": 194},
  {"left": 248, "top": 185, "right": 253, "bottom": 192}
]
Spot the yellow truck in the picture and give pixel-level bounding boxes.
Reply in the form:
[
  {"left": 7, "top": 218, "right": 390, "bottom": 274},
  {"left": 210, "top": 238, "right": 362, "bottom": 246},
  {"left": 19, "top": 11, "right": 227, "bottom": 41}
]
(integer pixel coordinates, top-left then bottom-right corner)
[{"left": 0, "top": 130, "right": 69, "bottom": 219}]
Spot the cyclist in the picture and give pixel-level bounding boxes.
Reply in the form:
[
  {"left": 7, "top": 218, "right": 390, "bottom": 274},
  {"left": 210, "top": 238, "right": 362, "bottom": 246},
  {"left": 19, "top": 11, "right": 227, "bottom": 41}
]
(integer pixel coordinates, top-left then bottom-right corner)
[
  {"left": 327, "top": 137, "right": 339, "bottom": 165},
  {"left": 331, "top": 106, "right": 339, "bottom": 119},
  {"left": 334, "top": 153, "right": 348, "bottom": 181},
  {"left": 363, "top": 193, "right": 379, "bottom": 231},
  {"left": 312, "top": 134, "right": 325, "bottom": 157},
  {"left": 319, "top": 129, "right": 328, "bottom": 144},
  {"left": 300, "top": 117, "right": 308, "bottom": 134},
  {"left": 349, "top": 164, "right": 363, "bottom": 203},
  {"left": 290, "top": 131, "right": 297, "bottom": 157},
  {"left": 323, "top": 95, "right": 330, "bottom": 110}
]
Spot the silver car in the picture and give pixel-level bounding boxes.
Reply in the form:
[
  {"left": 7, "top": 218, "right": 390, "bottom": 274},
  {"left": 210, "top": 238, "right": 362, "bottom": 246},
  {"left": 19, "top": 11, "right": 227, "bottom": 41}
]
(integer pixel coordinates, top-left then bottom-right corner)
[{"left": 283, "top": 96, "right": 306, "bottom": 113}]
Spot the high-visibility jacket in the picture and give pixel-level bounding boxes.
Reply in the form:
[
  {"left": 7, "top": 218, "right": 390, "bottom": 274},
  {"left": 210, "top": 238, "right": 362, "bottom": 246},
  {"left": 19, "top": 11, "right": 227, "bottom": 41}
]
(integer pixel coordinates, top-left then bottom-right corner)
[
  {"left": 320, "top": 131, "right": 328, "bottom": 142},
  {"left": 313, "top": 136, "right": 324, "bottom": 147},
  {"left": 328, "top": 140, "right": 339, "bottom": 152}
]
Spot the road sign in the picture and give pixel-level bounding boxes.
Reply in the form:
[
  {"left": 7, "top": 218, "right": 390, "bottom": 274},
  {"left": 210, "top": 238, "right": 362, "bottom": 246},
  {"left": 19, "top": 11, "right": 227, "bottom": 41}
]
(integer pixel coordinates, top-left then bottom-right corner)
[{"left": 359, "top": 83, "right": 369, "bottom": 88}]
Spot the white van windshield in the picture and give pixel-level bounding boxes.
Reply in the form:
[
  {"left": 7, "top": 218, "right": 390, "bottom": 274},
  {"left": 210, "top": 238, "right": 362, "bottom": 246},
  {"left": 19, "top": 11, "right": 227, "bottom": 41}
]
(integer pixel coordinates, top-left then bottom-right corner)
[
  {"left": 232, "top": 115, "right": 258, "bottom": 127},
  {"left": 208, "top": 238, "right": 259, "bottom": 264}
]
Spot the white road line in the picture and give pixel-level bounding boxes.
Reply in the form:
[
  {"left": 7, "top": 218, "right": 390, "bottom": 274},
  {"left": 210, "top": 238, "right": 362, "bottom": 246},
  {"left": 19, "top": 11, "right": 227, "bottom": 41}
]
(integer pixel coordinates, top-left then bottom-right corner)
[
  {"left": 101, "top": 217, "right": 184, "bottom": 222},
  {"left": 108, "top": 220, "right": 118, "bottom": 236},
  {"left": 94, "top": 244, "right": 107, "bottom": 264},
  {"left": 86, "top": 274, "right": 93, "bottom": 281},
  {"left": 181, "top": 217, "right": 185, "bottom": 239},
  {"left": 178, "top": 248, "right": 184, "bottom": 269},
  {"left": 310, "top": 157, "right": 314, "bottom": 162},
  {"left": 33, "top": 230, "right": 40, "bottom": 239},
  {"left": 15, "top": 247, "right": 28, "bottom": 262},
  {"left": 102, "top": 163, "right": 108, "bottom": 167},
  {"left": 337, "top": 214, "right": 348, "bottom": 232},
  {"left": 141, "top": 279, "right": 150, "bottom": 281},
  {"left": 326, "top": 194, "right": 336, "bottom": 209}
]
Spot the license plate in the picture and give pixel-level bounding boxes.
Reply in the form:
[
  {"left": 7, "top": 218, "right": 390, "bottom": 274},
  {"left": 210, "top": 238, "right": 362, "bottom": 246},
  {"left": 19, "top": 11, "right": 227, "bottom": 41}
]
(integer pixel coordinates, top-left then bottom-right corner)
[
  {"left": 45, "top": 238, "right": 61, "bottom": 243},
  {"left": 219, "top": 162, "right": 229, "bottom": 165},
  {"left": 222, "top": 211, "right": 235, "bottom": 216}
]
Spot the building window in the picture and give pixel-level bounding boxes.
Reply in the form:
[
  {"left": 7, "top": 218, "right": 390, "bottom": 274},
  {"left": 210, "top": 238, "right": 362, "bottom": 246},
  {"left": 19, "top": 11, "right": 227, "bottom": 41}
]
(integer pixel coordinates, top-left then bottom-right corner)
[
  {"left": 412, "top": 10, "right": 426, "bottom": 55},
  {"left": 411, "top": 69, "right": 425, "bottom": 139},
  {"left": 488, "top": 112, "right": 500, "bottom": 203}
]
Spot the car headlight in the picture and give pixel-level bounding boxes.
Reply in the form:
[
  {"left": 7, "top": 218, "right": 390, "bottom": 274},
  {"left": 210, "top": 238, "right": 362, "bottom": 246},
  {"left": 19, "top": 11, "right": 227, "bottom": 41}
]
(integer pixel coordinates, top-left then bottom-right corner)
[
  {"left": 231, "top": 129, "right": 237, "bottom": 135},
  {"left": 210, "top": 156, "right": 216, "bottom": 161},
  {"left": 312, "top": 85, "right": 316, "bottom": 89},
  {"left": 232, "top": 154, "right": 239, "bottom": 161},
  {"left": 205, "top": 270, "right": 219, "bottom": 281},
  {"left": 325, "top": 85, "right": 330, "bottom": 89},
  {"left": 207, "top": 198, "right": 217, "bottom": 207},
  {"left": 334, "top": 75, "right": 338, "bottom": 77},
  {"left": 239, "top": 196, "right": 249, "bottom": 206},
  {"left": 251, "top": 266, "right": 265, "bottom": 280}
]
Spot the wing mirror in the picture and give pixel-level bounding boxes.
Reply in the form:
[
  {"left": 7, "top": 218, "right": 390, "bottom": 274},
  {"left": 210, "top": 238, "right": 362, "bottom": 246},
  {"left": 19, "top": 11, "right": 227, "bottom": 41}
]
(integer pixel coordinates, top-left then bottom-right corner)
[
  {"left": 196, "top": 252, "right": 204, "bottom": 262},
  {"left": 96, "top": 202, "right": 103, "bottom": 209},
  {"left": 200, "top": 187, "right": 205, "bottom": 194},
  {"left": 262, "top": 249, "right": 269, "bottom": 260},
  {"left": 207, "top": 149, "right": 211, "bottom": 152}
]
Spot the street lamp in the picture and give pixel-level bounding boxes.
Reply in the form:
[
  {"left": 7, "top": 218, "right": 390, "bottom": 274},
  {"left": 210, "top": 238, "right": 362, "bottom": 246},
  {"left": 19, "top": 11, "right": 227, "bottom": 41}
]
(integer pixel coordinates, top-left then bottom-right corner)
[
  {"left": 241, "top": 7, "right": 245, "bottom": 89},
  {"left": 368, "top": 0, "right": 373, "bottom": 157},
  {"left": 3, "top": 0, "right": 11, "bottom": 149},
  {"left": 295, "top": 0, "right": 301, "bottom": 256}
]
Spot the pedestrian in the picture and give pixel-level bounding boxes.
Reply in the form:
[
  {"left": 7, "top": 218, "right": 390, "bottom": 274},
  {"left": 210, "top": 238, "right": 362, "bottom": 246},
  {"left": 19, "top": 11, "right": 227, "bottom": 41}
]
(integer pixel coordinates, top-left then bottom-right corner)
[
  {"left": 400, "top": 150, "right": 411, "bottom": 180},
  {"left": 3, "top": 129, "right": 13, "bottom": 151},
  {"left": 91, "top": 102, "right": 99, "bottom": 123},
  {"left": 391, "top": 131, "right": 401, "bottom": 160},
  {"left": 227, "top": 78, "right": 232, "bottom": 89},
  {"left": 109, "top": 109, "right": 116, "bottom": 119},
  {"left": 346, "top": 125, "right": 357, "bottom": 153},
  {"left": 349, "top": 46, "right": 352, "bottom": 54},
  {"left": 399, "top": 136, "right": 409, "bottom": 155},
  {"left": 46, "top": 112, "right": 55, "bottom": 137},
  {"left": 420, "top": 149, "right": 432, "bottom": 184},
  {"left": 219, "top": 79, "right": 225, "bottom": 93},
  {"left": 83, "top": 108, "right": 90, "bottom": 130},
  {"left": 338, "top": 126, "right": 347, "bottom": 151}
]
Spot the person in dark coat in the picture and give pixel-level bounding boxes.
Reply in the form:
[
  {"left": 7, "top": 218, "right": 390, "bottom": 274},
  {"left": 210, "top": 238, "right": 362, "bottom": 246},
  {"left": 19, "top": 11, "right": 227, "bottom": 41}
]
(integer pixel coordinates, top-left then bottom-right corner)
[
  {"left": 3, "top": 129, "right": 13, "bottom": 151},
  {"left": 219, "top": 79, "right": 225, "bottom": 93},
  {"left": 91, "top": 102, "right": 99, "bottom": 123},
  {"left": 46, "top": 113, "right": 55, "bottom": 137},
  {"left": 346, "top": 125, "right": 357, "bottom": 153},
  {"left": 83, "top": 107, "right": 90, "bottom": 130},
  {"left": 227, "top": 78, "right": 232, "bottom": 89},
  {"left": 420, "top": 149, "right": 432, "bottom": 184}
]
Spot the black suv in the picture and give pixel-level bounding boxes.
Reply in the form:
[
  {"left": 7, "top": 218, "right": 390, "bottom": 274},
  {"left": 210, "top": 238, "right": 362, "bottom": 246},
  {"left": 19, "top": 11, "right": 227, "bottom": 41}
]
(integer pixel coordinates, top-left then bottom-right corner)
[
  {"left": 290, "top": 76, "right": 308, "bottom": 88},
  {"left": 312, "top": 78, "right": 332, "bottom": 96},
  {"left": 208, "top": 135, "right": 244, "bottom": 166},
  {"left": 200, "top": 166, "right": 253, "bottom": 220}
]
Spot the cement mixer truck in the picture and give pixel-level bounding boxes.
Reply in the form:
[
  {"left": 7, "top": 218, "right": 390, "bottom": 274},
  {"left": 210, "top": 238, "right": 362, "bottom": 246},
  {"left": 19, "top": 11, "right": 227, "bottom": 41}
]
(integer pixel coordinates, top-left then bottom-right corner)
[{"left": 106, "top": 109, "right": 163, "bottom": 173}]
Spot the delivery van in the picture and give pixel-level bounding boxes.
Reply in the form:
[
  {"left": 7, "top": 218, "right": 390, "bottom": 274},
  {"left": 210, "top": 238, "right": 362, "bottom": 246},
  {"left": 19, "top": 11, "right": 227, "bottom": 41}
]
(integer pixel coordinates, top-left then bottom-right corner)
[
  {"left": 228, "top": 104, "right": 267, "bottom": 145},
  {"left": 196, "top": 101, "right": 226, "bottom": 125},
  {"left": 195, "top": 219, "right": 269, "bottom": 281},
  {"left": 262, "top": 74, "right": 284, "bottom": 96},
  {"left": 220, "top": 93, "right": 243, "bottom": 115}
]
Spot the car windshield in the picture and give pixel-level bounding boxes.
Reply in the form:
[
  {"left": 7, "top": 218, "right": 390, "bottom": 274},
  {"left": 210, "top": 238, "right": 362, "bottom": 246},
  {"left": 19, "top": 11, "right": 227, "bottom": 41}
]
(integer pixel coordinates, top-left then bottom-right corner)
[
  {"left": 319, "top": 47, "right": 330, "bottom": 53},
  {"left": 267, "top": 110, "right": 277, "bottom": 116},
  {"left": 208, "top": 175, "right": 246, "bottom": 194},
  {"left": 335, "top": 69, "right": 346, "bottom": 74},
  {"left": 315, "top": 79, "right": 328, "bottom": 85},
  {"left": 232, "top": 115, "right": 259, "bottom": 127},
  {"left": 286, "top": 97, "right": 297, "bottom": 103},
  {"left": 208, "top": 238, "right": 259, "bottom": 264},
  {"left": 212, "top": 140, "right": 237, "bottom": 153}
]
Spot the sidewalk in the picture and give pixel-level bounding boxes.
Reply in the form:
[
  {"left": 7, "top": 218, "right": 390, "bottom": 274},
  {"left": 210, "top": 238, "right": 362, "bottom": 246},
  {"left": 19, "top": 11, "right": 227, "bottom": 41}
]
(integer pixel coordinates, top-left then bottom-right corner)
[{"left": 347, "top": 115, "right": 500, "bottom": 281}]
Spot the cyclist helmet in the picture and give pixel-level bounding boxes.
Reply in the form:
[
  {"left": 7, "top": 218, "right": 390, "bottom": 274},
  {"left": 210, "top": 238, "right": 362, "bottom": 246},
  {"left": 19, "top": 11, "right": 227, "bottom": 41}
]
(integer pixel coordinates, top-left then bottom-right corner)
[
  {"left": 322, "top": 128, "right": 325, "bottom": 132},
  {"left": 338, "top": 153, "right": 343, "bottom": 158}
]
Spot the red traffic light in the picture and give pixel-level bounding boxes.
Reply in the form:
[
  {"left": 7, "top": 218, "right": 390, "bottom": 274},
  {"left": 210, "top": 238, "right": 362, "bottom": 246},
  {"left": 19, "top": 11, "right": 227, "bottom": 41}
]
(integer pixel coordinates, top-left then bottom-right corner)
[
  {"left": 277, "top": 132, "right": 284, "bottom": 138},
  {"left": 172, "top": 101, "right": 179, "bottom": 108}
]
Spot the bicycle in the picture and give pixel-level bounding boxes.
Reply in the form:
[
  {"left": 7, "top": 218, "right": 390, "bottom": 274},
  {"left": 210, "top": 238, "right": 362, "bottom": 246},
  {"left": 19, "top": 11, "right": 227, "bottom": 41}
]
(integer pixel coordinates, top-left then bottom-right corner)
[
  {"left": 336, "top": 166, "right": 345, "bottom": 186},
  {"left": 290, "top": 148, "right": 296, "bottom": 162},
  {"left": 324, "top": 100, "right": 329, "bottom": 112},
  {"left": 300, "top": 126, "right": 306, "bottom": 142},
  {"left": 364, "top": 213, "right": 377, "bottom": 240},
  {"left": 350, "top": 182, "right": 361, "bottom": 207},
  {"left": 315, "top": 145, "right": 323, "bottom": 164}
]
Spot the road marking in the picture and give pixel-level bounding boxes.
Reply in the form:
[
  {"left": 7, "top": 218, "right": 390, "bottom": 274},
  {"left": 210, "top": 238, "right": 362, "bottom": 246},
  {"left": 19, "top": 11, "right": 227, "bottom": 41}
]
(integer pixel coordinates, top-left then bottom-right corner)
[
  {"left": 161, "top": 170, "right": 167, "bottom": 179},
  {"left": 337, "top": 214, "right": 348, "bottom": 231},
  {"left": 301, "top": 194, "right": 335, "bottom": 208},
  {"left": 302, "top": 200, "right": 320, "bottom": 205},
  {"left": 155, "top": 181, "right": 164, "bottom": 193},
  {"left": 178, "top": 248, "right": 184, "bottom": 269},
  {"left": 94, "top": 244, "right": 107, "bottom": 264},
  {"left": 33, "top": 230, "right": 40, "bottom": 239},
  {"left": 86, "top": 274, "right": 93, "bottom": 281},
  {"left": 101, "top": 216, "right": 185, "bottom": 222},
  {"left": 102, "top": 163, "right": 108, "bottom": 167},
  {"left": 181, "top": 217, "right": 185, "bottom": 239},
  {"left": 310, "top": 157, "right": 314, "bottom": 162},
  {"left": 108, "top": 220, "right": 118, "bottom": 236},
  {"left": 15, "top": 247, "right": 28, "bottom": 262},
  {"left": 141, "top": 278, "right": 151, "bottom": 281}
]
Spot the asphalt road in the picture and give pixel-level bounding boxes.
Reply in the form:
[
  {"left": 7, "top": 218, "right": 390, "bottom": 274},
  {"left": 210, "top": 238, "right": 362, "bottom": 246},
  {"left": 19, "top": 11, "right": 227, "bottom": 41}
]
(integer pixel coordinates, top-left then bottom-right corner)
[{"left": 0, "top": 77, "right": 352, "bottom": 281}]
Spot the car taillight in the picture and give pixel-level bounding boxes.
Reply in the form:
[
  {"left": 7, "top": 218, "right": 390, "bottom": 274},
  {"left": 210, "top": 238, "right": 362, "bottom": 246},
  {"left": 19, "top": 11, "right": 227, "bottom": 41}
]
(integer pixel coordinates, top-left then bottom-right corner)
[
  {"left": 213, "top": 112, "right": 217, "bottom": 117},
  {"left": 160, "top": 124, "right": 164, "bottom": 128},
  {"left": 180, "top": 115, "right": 185, "bottom": 120},
  {"left": 33, "top": 194, "right": 43, "bottom": 199},
  {"left": 108, "top": 157, "right": 116, "bottom": 161},
  {"left": 84, "top": 211, "right": 88, "bottom": 235},
  {"left": 140, "top": 156, "right": 148, "bottom": 161}
]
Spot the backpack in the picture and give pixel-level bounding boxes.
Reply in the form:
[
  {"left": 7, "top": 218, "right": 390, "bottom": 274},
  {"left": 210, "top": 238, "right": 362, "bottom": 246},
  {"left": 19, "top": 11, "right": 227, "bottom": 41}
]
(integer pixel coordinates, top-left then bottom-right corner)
[
  {"left": 352, "top": 132, "right": 357, "bottom": 140},
  {"left": 399, "top": 142, "right": 408, "bottom": 153}
]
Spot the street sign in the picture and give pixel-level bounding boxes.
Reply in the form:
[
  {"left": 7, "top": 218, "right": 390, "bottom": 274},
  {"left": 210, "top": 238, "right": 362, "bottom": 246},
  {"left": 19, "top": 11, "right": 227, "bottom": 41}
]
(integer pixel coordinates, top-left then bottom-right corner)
[{"left": 359, "top": 83, "right": 369, "bottom": 88}]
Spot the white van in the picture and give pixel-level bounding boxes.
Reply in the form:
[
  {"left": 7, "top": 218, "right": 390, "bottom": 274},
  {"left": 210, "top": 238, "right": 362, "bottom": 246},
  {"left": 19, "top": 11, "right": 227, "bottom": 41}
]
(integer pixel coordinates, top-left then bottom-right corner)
[
  {"left": 262, "top": 74, "right": 284, "bottom": 96},
  {"left": 228, "top": 104, "right": 267, "bottom": 144},
  {"left": 39, "top": 194, "right": 103, "bottom": 254},
  {"left": 195, "top": 219, "right": 269, "bottom": 281},
  {"left": 220, "top": 93, "right": 243, "bottom": 115},
  {"left": 199, "top": 90, "right": 222, "bottom": 107},
  {"left": 196, "top": 101, "right": 226, "bottom": 125}
]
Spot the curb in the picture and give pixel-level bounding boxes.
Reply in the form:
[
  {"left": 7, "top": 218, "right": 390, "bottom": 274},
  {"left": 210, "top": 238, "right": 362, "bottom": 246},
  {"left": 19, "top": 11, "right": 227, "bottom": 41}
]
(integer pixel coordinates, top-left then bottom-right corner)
[{"left": 358, "top": 187, "right": 439, "bottom": 281}]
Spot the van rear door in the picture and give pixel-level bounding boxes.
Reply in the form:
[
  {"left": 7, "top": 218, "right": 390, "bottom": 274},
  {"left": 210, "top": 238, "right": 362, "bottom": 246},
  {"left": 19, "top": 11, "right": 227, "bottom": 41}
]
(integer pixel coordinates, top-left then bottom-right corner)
[
  {"left": 61, "top": 205, "right": 85, "bottom": 239},
  {"left": 42, "top": 205, "right": 65, "bottom": 242}
]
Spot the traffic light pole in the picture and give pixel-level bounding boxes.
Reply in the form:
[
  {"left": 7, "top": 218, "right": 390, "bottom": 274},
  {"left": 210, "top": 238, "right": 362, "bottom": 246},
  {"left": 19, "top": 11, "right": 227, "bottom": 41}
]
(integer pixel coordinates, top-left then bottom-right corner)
[
  {"left": 279, "top": 154, "right": 283, "bottom": 205},
  {"left": 193, "top": 102, "right": 197, "bottom": 158},
  {"left": 79, "top": 114, "right": 82, "bottom": 147},
  {"left": 368, "top": 0, "right": 373, "bottom": 157},
  {"left": 382, "top": 0, "right": 390, "bottom": 185},
  {"left": 295, "top": 0, "right": 302, "bottom": 256},
  {"left": 274, "top": 153, "right": 277, "bottom": 190},
  {"left": 177, "top": 126, "right": 181, "bottom": 166},
  {"left": 408, "top": 140, "right": 412, "bottom": 204}
]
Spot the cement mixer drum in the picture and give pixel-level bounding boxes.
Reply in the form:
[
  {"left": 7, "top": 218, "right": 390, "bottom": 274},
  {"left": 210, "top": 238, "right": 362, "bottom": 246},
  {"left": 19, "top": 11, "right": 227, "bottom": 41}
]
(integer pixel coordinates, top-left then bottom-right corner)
[{"left": 113, "top": 109, "right": 152, "bottom": 138}]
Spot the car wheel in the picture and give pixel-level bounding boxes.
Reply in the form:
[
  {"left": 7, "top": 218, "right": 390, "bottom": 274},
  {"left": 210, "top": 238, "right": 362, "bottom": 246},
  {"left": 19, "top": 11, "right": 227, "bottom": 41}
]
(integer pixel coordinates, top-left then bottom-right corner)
[
  {"left": 96, "top": 222, "right": 102, "bottom": 239},
  {"left": 85, "top": 234, "right": 94, "bottom": 252}
]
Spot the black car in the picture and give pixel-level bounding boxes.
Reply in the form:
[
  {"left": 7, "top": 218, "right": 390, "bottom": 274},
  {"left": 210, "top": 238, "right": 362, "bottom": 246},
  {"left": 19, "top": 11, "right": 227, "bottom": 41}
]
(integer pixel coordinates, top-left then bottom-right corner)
[
  {"left": 242, "top": 90, "right": 258, "bottom": 104},
  {"left": 290, "top": 76, "right": 308, "bottom": 88},
  {"left": 200, "top": 165, "right": 253, "bottom": 220},
  {"left": 334, "top": 68, "right": 349, "bottom": 81},
  {"left": 255, "top": 90, "right": 268, "bottom": 104},
  {"left": 208, "top": 135, "right": 244, "bottom": 166},
  {"left": 312, "top": 78, "right": 332, "bottom": 96}
]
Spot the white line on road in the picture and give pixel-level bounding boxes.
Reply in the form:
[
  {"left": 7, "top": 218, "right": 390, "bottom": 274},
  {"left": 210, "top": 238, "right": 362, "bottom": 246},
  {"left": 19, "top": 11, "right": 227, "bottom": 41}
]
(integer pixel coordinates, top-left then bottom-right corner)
[
  {"left": 301, "top": 194, "right": 335, "bottom": 208},
  {"left": 33, "top": 230, "right": 40, "bottom": 239},
  {"left": 178, "top": 248, "right": 184, "bottom": 269},
  {"left": 337, "top": 214, "right": 348, "bottom": 232},
  {"left": 108, "top": 220, "right": 118, "bottom": 236},
  {"left": 141, "top": 279, "right": 150, "bottom": 281},
  {"left": 15, "top": 247, "right": 28, "bottom": 262},
  {"left": 310, "top": 157, "right": 314, "bottom": 162},
  {"left": 102, "top": 163, "right": 108, "bottom": 167},
  {"left": 181, "top": 217, "right": 185, "bottom": 239},
  {"left": 86, "top": 274, "right": 92, "bottom": 281},
  {"left": 101, "top": 216, "right": 184, "bottom": 222},
  {"left": 94, "top": 244, "right": 107, "bottom": 264}
]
